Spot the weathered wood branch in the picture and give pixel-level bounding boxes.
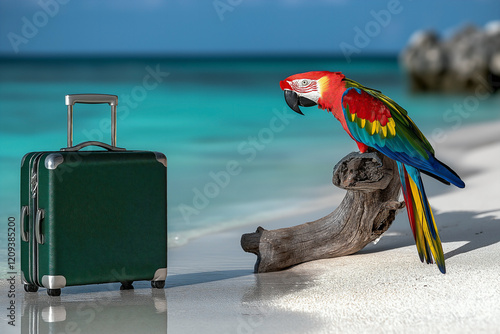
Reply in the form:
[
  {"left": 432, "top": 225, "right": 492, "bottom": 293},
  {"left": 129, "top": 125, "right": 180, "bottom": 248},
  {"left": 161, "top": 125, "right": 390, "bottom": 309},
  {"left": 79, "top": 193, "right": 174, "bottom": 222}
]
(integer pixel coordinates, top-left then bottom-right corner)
[{"left": 241, "top": 151, "right": 404, "bottom": 273}]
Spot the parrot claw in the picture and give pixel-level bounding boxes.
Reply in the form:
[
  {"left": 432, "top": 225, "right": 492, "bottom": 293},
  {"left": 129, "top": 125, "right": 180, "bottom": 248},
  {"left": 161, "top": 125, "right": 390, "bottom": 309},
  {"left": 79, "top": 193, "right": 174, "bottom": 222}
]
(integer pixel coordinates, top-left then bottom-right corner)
[
  {"left": 333, "top": 151, "right": 383, "bottom": 174},
  {"left": 360, "top": 151, "right": 383, "bottom": 168},
  {"left": 333, "top": 151, "right": 383, "bottom": 171}
]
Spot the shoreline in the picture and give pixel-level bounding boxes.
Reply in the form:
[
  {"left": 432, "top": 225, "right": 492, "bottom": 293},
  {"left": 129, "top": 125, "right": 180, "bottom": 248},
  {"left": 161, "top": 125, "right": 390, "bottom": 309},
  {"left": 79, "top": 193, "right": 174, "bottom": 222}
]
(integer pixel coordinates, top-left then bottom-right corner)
[{"left": 169, "top": 119, "right": 500, "bottom": 249}]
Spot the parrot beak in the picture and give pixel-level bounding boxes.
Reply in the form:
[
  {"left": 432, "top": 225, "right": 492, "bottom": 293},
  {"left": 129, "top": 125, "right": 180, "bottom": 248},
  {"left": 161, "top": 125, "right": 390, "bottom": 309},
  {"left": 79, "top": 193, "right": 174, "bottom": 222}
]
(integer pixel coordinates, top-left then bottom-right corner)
[{"left": 283, "top": 90, "right": 317, "bottom": 115}]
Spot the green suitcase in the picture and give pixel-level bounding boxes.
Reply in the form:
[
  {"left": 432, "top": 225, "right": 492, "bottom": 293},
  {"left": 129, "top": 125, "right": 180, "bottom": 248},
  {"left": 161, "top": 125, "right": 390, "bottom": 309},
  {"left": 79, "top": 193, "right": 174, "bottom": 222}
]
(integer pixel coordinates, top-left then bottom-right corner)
[{"left": 21, "top": 94, "right": 167, "bottom": 296}]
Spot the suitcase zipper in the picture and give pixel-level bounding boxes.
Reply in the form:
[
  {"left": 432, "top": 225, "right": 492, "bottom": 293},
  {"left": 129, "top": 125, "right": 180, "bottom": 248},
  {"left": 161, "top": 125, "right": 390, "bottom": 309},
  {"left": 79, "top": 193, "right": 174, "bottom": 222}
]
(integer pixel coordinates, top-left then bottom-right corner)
[
  {"left": 27, "top": 153, "right": 40, "bottom": 287},
  {"left": 29, "top": 153, "right": 44, "bottom": 287}
]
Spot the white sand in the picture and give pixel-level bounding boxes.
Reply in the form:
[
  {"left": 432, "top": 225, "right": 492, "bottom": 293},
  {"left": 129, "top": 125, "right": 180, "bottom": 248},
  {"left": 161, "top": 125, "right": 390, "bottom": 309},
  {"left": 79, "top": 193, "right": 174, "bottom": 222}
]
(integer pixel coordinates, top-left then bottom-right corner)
[
  {"left": 166, "top": 120, "right": 500, "bottom": 334},
  {"left": 1, "top": 121, "right": 499, "bottom": 334}
]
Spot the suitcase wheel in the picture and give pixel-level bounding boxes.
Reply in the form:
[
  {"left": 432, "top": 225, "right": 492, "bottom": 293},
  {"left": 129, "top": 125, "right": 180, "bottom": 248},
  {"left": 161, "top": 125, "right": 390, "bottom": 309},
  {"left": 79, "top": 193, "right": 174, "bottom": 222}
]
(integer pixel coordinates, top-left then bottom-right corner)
[
  {"left": 47, "top": 289, "right": 61, "bottom": 297},
  {"left": 151, "top": 280, "right": 165, "bottom": 289},
  {"left": 120, "top": 281, "right": 134, "bottom": 290},
  {"left": 24, "top": 284, "right": 39, "bottom": 293}
]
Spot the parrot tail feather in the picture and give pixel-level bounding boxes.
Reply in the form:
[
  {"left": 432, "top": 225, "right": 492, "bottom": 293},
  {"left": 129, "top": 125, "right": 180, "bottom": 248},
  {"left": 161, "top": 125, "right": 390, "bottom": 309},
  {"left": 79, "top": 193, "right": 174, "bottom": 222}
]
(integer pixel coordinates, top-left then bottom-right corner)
[{"left": 397, "top": 162, "right": 446, "bottom": 273}]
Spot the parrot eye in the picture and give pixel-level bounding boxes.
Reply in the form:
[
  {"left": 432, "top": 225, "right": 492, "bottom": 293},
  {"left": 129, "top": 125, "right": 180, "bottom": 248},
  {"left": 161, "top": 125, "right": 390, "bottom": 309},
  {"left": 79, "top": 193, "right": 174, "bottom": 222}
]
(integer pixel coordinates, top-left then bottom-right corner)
[{"left": 300, "top": 79, "right": 311, "bottom": 86}]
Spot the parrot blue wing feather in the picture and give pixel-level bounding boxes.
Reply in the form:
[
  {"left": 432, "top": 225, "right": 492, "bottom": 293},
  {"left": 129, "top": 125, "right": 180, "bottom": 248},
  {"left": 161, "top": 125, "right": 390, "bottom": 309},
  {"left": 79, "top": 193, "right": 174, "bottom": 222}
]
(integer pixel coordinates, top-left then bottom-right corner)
[{"left": 341, "top": 87, "right": 465, "bottom": 189}]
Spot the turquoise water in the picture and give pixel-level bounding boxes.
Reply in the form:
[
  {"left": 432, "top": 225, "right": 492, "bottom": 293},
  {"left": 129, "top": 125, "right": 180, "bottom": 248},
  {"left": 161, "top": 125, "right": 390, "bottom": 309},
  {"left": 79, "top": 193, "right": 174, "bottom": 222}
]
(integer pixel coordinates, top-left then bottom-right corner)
[{"left": 1, "top": 57, "right": 499, "bottom": 252}]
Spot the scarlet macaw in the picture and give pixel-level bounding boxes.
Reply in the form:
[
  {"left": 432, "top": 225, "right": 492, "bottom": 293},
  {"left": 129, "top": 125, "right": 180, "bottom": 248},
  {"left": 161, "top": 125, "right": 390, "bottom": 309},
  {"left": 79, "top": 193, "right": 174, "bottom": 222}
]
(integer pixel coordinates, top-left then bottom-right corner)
[{"left": 280, "top": 71, "right": 465, "bottom": 273}]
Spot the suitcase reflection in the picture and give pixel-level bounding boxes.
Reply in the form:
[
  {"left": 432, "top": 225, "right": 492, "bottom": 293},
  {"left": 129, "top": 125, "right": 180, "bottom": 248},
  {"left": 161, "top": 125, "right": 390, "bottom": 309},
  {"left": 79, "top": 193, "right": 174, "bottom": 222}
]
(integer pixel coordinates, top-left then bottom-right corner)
[{"left": 21, "top": 286, "right": 167, "bottom": 333}]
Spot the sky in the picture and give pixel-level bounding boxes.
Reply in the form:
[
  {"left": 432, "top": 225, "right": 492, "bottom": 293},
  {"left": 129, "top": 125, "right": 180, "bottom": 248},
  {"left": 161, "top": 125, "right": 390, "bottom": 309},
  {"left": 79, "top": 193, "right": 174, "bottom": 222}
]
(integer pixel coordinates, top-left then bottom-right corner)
[{"left": 0, "top": 0, "right": 499, "bottom": 57}]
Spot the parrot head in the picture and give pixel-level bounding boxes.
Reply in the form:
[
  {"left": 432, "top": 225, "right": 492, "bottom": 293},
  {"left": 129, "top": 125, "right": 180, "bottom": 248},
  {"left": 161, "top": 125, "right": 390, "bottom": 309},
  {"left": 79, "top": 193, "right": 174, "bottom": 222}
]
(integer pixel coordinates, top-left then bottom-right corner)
[{"left": 279, "top": 71, "right": 346, "bottom": 115}]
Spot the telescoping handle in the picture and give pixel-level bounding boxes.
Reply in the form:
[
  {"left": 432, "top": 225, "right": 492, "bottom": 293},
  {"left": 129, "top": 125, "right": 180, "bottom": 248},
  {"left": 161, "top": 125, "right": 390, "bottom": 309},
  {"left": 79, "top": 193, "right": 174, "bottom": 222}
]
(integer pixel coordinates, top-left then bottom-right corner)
[{"left": 65, "top": 94, "right": 119, "bottom": 148}]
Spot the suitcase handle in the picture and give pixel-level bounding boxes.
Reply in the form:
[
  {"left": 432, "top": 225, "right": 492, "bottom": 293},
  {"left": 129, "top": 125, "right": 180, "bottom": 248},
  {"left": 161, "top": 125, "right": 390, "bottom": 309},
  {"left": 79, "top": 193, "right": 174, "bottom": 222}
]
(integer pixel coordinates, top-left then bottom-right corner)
[
  {"left": 65, "top": 94, "right": 119, "bottom": 148},
  {"left": 60, "top": 141, "right": 125, "bottom": 152},
  {"left": 35, "top": 208, "right": 45, "bottom": 245},
  {"left": 20, "top": 205, "right": 29, "bottom": 242}
]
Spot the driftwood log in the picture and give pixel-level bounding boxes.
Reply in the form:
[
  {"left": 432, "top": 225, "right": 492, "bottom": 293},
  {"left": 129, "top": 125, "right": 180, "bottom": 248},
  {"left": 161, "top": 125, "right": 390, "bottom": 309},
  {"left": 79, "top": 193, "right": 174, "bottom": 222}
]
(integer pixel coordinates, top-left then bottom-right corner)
[{"left": 241, "top": 151, "right": 405, "bottom": 273}]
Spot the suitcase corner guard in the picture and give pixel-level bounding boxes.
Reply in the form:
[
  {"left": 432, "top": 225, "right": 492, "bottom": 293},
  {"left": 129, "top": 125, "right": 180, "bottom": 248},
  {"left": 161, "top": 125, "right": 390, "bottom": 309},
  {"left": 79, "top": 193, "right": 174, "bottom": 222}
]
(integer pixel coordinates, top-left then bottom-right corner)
[
  {"left": 44, "top": 153, "right": 64, "bottom": 170},
  {"left": 42, "top": 275, "right": 67, "bottom": 289},
  {"left": 153, "top": 268, "right": 167, "bottom": 281},
  {"left": 154, "top": 152, "right": 167, "bottom": 167}
]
